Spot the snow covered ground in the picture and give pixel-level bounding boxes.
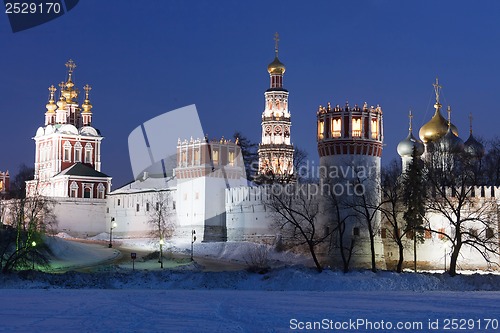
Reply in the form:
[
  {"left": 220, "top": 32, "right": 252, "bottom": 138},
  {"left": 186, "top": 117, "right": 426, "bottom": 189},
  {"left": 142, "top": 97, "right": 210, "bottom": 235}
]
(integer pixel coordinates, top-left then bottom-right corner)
[
  {"left": 2, "top": 289, "right": 500, "bottom": 333},
  {"left": 2, "top": 236, "right": 500, "bottom": 332}
]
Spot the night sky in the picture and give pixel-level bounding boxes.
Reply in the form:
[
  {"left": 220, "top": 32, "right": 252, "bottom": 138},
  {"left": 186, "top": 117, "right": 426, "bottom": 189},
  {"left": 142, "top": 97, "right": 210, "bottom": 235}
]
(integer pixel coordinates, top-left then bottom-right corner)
[{"left": 2, "top": 1, "right": 500, "bottom": 188}]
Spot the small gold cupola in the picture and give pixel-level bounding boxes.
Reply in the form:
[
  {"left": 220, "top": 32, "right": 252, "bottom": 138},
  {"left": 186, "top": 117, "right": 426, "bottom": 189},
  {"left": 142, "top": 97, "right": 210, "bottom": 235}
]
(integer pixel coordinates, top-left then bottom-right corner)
[
  {"left": 267, "top": 32, "right": 286, "bottom": 75},
  {"left": 44, "top": 85, "right": 57, "bottom": 125},
  {"left": 81, "top": 84, "right": 93, "bottom": 126},
  {"left": 61, "top": 59, "right": 79, "bottom": 104}
]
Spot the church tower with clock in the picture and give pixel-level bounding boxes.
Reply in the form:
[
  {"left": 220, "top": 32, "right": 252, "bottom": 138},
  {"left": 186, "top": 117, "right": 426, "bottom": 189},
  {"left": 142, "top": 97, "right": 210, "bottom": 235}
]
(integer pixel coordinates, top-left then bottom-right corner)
[{"left": 257, "top": 33, "right": 294, "bottom": 182}]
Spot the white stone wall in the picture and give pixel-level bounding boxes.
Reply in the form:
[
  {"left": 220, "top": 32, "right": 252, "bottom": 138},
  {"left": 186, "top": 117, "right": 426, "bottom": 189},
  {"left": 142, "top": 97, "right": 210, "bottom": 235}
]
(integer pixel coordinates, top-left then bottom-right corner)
[
  {"left": 53, "top": 198, "right": 107, "bottom": 237},
  {"left": 225, "top": 186, "right": 273, "bottom": 242}
]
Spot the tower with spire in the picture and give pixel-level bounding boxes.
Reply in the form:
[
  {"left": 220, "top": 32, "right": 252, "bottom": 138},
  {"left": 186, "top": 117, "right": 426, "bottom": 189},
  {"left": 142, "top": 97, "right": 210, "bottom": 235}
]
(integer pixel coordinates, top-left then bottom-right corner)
[
  {"left": 397, "top": 110, "right": 424, "bottom": 171},
  {"left": 26, "top": 60, "right": 111, "bottom": 199},
  {"left": 256, "top": 33, "right": 294, "bottom": 183}
]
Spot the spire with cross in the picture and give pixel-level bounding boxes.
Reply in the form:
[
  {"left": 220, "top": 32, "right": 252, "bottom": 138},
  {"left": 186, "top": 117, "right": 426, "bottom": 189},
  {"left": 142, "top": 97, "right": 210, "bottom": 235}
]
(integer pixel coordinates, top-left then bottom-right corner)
[
  {"left": 274, "top": 32, "right": 279, "bottom": 57},
  {"left": 447, "top": 105, "right": 452, "bottom": 127},
  {"left": 408, "top": 110, "right": 413, "bottom": 132},
  {"left": 469, "top": 112, "right": 473, "bottom": 134},
  {"left": 48, "top": 85, "right": 56, "bottom": 101},
  {"left": 83, "top": 84, "right": 92, "bottom": 100},
  {"left": 433, "top": 77, "right": 442, "bottom": 105}
]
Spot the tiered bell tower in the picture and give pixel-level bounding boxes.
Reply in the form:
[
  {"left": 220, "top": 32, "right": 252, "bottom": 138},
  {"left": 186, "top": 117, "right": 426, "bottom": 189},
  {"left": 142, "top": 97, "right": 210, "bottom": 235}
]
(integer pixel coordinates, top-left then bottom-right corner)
[{"left": 257, "top": 33, "right": 294, "bottom": 182}]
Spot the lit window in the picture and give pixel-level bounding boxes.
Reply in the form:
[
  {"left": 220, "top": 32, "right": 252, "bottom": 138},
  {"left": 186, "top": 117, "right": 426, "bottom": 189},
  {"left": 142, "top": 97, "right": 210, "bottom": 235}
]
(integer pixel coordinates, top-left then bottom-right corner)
[
  {"left": 318, "top": 120, "right": 324, "bottom": 140},
  {"left": 181, "top": 151, "right": 187, "bottom": 166},
  {"left": 332, "top": 118, "right": 342, "bottom": 138},
  {"left": 194, "top": 149, "right": 200, "bottom": 165},
  {"left": 352, "top": 118, "right": 361, "bottom": 137},
  {"left": 371, "top": 119, "right": 379, "bottom": 139},
  {"left": 213, "top": 149, "right": 219, "bottom": 165},
  {"left": 228, "top": 151, "right": 235, "bottom": 166}
]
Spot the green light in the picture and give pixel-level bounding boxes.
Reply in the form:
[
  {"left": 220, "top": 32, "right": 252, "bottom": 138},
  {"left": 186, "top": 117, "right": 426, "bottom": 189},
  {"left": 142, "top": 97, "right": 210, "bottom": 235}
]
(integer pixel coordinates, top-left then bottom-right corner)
[{"left": 31, "top": 241, "right": 36, "bottom": 247}]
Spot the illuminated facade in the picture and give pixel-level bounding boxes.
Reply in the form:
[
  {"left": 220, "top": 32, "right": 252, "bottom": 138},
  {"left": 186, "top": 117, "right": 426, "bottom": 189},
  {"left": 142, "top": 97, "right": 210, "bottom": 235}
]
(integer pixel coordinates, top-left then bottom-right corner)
[
  {"left": 26, "top": 60, "right": 111, "bottom": 199},
  {"left": 257, "top": 33, "right": 294, "bottom": 182}
]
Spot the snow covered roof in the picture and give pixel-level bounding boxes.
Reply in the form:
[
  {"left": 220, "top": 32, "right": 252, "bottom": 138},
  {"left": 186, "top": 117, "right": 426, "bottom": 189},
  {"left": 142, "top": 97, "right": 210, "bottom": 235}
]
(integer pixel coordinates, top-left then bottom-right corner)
[{"left": 110, "top": 175, "right": 176, "bottom": 195}]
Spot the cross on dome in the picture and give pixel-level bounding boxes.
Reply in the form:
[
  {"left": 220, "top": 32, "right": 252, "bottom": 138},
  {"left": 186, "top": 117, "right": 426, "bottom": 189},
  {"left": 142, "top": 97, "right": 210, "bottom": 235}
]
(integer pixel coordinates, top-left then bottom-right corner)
[
  {"left": 274, "top": 32, "right": 279, "bottom": 57},
  {"left": 433, "top": 77, "right": 442, "bottom": 105}
]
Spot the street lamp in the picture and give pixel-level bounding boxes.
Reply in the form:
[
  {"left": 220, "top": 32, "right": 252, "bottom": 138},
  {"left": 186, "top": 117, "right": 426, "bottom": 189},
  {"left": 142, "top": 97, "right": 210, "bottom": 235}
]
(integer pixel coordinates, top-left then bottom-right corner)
[
  {"left": 191, "top": 229, "right": 196, "bottom": 261},
  {"left": 159, "top": 238, "right": 164, "bottom": 269},
  {"left": 31, "top": 240, "right": 37, "bottom": 270},
  {"left": 108, "top": 217, "right": 117, "bottom": 248}
]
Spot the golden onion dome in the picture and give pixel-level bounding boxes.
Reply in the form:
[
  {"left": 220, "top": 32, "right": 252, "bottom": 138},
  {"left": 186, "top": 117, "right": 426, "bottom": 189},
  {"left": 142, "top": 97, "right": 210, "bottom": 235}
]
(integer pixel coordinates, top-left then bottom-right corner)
[
  {"left": 418, "top": 104, "right": 458, "bottom": 143},
  {"left": 267, "top": 56, "right": 286, "bottom": 75},
  {"left": 82, "top": 99, "right": 92, "bottom": 113},
  {"left": 56, "top": 96, "right": 67, "bottom": 110},
  {"left": 45, "top": 85, "right": 57, "bottom": 113}
]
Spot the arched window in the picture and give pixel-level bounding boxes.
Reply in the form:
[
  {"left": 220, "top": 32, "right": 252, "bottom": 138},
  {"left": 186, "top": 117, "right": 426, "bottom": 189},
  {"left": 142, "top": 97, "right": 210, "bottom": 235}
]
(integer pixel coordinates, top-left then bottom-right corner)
[
  {"left": 352, "top": 118, "right": 361, "bottom": 137},
  {"left": 84, "top": 143, "right": 93, "bottom": 164},
  {"left": 83, "top": 183, "right": 93, "bottom": 198},
  {"left": 317, "top": 120, "right": 324, "bottom": 140},
  {"left": 63, "top": 141, "right": 72, "bottom": 162},
  {"left": 332, "top": 118, "right": 342, "bottom": 138},
  {"left": 74, "top": 142, "right": 82, "bottom": 163},
  {"left": 70, "top": 181, "right": 78, "bottom": 198},
  {"left": 97, "top": 183, "right": 105, "bottom": 199},
  {"left": 371, "top": 119, "right": 379, "bottom": 139}
]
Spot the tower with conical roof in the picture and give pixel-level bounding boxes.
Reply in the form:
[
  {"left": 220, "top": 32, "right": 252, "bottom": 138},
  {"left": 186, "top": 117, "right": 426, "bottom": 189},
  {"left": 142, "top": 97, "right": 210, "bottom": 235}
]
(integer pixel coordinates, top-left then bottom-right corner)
[
  {"left": 256, "top": 33, "right": 294, "bottom": 183},
  {"left": 26, "top": 60, "right": 111, "bottom": 199}
]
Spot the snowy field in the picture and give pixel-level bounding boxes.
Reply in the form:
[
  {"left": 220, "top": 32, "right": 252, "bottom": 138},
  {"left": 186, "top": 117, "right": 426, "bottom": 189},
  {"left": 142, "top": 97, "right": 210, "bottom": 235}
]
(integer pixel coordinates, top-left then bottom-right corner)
[
  {"left": 2, "top": 289, "right": 500, "bottom": 333},
  {"left": 1, "top": 236, "right": 500, "bottom": 332}
]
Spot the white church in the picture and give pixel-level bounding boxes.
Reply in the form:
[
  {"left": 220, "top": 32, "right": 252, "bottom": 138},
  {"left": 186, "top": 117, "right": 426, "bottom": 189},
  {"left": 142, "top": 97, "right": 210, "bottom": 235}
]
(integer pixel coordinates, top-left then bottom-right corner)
[{"left": 24, "top": 36, "right": 500, "bottom": 270}]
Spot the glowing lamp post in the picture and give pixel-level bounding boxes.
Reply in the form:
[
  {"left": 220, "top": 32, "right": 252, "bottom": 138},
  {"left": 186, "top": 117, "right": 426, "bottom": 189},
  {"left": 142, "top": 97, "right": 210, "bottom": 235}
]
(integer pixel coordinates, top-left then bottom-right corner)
[
  {"left": 108, "top": 217, "right": 117, "bottom": 248},
  {"left": 159, "top": 238, "right": 164, "bottom": 269},
  {"left": 31, "top": 240, "right": 37, "bottom": 270},
  {"left": 191, "top": 229, "right": 196, "bottom": 261}
]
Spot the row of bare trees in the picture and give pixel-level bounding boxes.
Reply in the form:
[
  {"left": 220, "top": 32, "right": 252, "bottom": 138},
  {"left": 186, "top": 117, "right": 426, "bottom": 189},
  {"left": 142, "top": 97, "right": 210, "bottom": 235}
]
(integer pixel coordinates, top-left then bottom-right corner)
[{"left": 264, "top": 138, "right": 500, "bottom": 276}]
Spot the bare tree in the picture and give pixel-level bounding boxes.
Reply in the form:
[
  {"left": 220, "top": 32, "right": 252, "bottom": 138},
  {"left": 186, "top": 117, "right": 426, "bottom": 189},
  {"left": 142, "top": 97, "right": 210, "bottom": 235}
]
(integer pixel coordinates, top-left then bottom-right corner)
[
  {"left": 233, "top": 131, "right": 258, "bottom": 181},
  {"left": 424, "top": 144, "right": 499, "bottom": 276},
  {"left": 1, "top": 180, "right": 56, "bottom": 273},
  {"left": 265, "top": 184, "right": 328, "bottom": 272},
  {"left": 380, "top": 160, "right": 408, "bottom": 272},
  {"left": 147, "top": 190, "right": 175, "bottom": 267},
  {"left": 325, "top": 187, "right": 356, "bottom": 273},
  {"left": 293, "top": 146, "right": 309, "bottom": 183},
  {"left": 147, "top": 191, "right": 175, "bottom": 241}
]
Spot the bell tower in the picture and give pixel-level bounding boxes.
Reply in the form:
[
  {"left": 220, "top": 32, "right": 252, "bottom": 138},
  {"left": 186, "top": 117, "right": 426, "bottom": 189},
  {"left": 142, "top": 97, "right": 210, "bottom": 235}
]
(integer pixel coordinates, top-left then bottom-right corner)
[{"left": 257, "top": 33, "right": 294, "bottom": 182}]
